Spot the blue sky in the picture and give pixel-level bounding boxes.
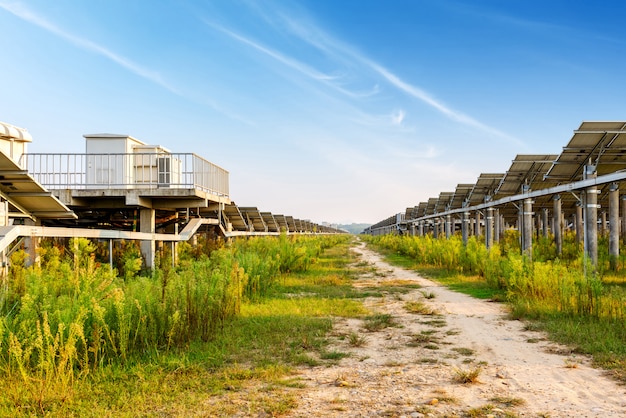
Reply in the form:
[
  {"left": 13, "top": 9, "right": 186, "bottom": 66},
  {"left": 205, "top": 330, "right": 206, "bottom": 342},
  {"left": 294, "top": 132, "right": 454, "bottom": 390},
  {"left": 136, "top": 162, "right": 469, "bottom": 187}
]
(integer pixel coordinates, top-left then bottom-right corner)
[{"left": 1, "top": 0, "right": 626, "bottom": 225}]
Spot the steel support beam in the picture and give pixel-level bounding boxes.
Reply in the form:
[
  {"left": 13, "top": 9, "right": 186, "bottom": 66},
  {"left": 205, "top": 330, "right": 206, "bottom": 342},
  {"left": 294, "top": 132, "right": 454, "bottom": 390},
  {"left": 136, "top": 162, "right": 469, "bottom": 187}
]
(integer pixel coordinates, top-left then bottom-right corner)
[
  {"left": 576, "top": 203, "right": 584, "bottom": 243},
  {"left": 609, "top": 183, "right": 620, "bottom": 270},
  {"left": 494, "top": 209, "right": 500, "bottom": 243},
  {"left": 462, "top": 211, "right": 469, "bottom": 246},
  {"left": 522, "top": 198, "right": 533, "bottom": 259},
  {"left": 553, "top": 195, "right": 562, "bottom": 256},
  {"left": 486, "top": 207, "right": 494, "bottom": 249},
  {"left": 140, "top": 208, "right": 156, "bottom": 269}
]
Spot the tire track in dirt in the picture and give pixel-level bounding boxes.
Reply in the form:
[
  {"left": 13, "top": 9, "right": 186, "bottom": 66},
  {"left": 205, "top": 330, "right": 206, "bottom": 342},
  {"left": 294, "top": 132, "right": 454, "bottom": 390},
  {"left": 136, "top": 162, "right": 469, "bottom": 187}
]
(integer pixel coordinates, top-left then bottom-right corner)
[{"left": 287, "top": 240, "right": 626, "bottom": 417}]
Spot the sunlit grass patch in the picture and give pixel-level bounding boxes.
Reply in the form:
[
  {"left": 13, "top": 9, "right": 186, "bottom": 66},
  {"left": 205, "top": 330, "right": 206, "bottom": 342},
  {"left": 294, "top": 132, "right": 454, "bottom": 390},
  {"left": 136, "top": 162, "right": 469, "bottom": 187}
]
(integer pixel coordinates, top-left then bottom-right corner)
[
  {"left": 489, "top": 396, "right": 526, "bottom": 407},
  {"left": 404, "top": 300, "right": 437, "bottom": 315},
  {"left": 420, "top": 317, "right": 447, "bottom": 328},
  {"left": 465, "top": 404, "right": 516, "bottom": 418},
  {"left": 347, "top": 332, "right": 368, "bottom": 347},
  {"left": 408, "top": 331, "right": 440, "bottom": 347},
  {"left": 363, "top": 313, "right": 398, "bottom": 332},
  {"left": 452, "top": 347, "right": 475, "bottom": 356},
  {"left": 320, "top": 351, "right": 350, "bottom": 361},
  {"left": 242, "top": 297, "right": 367, "bottom": 318},
  {"left": 453, "top": 366, "right": 482, "bottom": 384}
]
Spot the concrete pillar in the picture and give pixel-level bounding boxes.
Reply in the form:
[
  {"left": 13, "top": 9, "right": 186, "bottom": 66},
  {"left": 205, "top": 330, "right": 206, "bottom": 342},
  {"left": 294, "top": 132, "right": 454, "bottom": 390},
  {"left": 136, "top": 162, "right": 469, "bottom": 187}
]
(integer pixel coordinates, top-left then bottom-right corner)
[
  {"left": 576, "top": 203, "right": 584, "bottom": 244},
  {"left": 522, "top": 198, "right": 533, "bottom": 259},
  {"left": 418, "top": 221, "right": 424, "bottom": 237},
  {"left": 553, "top": 195, "right": 562, "bottom": 256},
  {"left": 433, "top": 218, "right": 439, "bottom": 239},
  {"left": 140, "top": 208, "right": 156, "bottom": 269},
  {"left": 445, "top": 214, "right": 452, "bottom": 239},
  {"left": 485, "top": 207, "right": 494, "bottom": 249},
  {"left": 410, "top": 223, "right": 416, "bottom": 236},
  {"left": 609, "top": 183, "right": 620, "bottom": 270},
  {"left": 462, "top": 211, "right": 469, "bottom": 246},
  {"left": 601, "top": 211, "right": 608, "bottom": 236},
  {"left": 475, "top": 211, "right": 481, "bottom": 237}
]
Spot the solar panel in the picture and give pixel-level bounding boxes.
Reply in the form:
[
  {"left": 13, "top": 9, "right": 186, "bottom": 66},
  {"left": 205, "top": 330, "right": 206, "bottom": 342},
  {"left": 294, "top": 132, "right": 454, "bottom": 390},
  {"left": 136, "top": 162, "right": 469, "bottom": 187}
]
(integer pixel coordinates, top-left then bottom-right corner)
[
  {"left": 416, "top": 202, "right": 428, "bottom": 217},
  {"left": 544, "top": 121, "right": 626, "bottom": 182},
  {"left": 239, "top": 207, "right": 267, "bottom": 232},
  {"left": 260, "top": 212, "right": 279, "bottom": 232},
  {"left": 285, "top": 216, "right": 297, "bottom": 232},
  {"left": 436, "top": 192, "right": 454, "bottom": 213},
  {"left": 450, "top": 184, "right": 474, "bottom": 209},
  {"left": 426, "top": 197, "right": 438, "bottom": 215},
  {"left": 496, "top": 154, "right": 558, "bottom": 196},
  {"left": 468, "top": 173, "right": 504, "bottom": 205},
  {"left": 223, "top": 202, "right": 248, "bottom": 231},
  {"left": 273, "top": 215, "right": 289, "bottom": 232},
  {"left": 0, "top": 151, "right": 76, "bottom": 220}
]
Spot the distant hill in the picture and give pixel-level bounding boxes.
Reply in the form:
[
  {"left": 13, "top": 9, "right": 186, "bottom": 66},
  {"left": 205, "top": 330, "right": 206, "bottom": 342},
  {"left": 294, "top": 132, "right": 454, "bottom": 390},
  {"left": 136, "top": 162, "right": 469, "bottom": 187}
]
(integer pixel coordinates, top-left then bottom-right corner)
[{"left": 338, "top": 223, "right": 372, "bottom": 234}]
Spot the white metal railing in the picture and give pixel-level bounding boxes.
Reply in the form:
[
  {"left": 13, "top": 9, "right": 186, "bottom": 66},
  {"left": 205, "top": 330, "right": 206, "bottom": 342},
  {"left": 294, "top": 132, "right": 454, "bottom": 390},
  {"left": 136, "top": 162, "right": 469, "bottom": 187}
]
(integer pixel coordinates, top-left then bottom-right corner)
[{"left": 21, "top": 153, "right": 229, "bottom": 198}]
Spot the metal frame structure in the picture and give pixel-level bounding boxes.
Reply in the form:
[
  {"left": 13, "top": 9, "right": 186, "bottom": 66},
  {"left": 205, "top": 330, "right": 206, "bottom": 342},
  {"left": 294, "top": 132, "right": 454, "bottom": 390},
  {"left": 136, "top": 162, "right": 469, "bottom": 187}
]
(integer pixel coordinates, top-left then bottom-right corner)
[
  {"left": 365, "top": 121, "right": 626, "bottom": 266},
  {"left": 0, "top": 122, "right": 343, "bottom": 276}
]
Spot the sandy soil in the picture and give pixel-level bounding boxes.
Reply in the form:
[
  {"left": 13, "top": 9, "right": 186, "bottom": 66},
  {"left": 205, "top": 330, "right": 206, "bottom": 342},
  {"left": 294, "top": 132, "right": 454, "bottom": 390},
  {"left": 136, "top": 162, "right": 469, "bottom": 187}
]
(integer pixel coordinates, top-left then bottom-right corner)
[{"left": 286, "top": 240, "right": 626, "bottom": 417}]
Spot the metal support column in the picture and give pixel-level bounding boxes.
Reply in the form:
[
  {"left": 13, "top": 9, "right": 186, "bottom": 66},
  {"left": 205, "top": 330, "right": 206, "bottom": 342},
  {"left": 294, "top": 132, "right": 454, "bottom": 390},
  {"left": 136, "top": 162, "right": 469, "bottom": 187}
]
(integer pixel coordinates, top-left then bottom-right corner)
[
  {"left": 522, "top": 198, "right": 533, "bottom": 259},
  {"left": 445, "top": 214, "right": 452, "bottom": 239},
  {"left": 584, "top": 165, "right": 598, "bottom": 266},
  {"left": 140, "top": 208, "right": 156, "bottom": 269},
  {"left": 542, "top": 208, "right": 549, "bottom": 238},
  {"left": 493, "top": 208, "right": 500, "bottom": 244},
  {"left": 535, "top": 211, "right": 541, "bottom": 240},
  {"left": 462, "top": 211, "right": 469, "bottom": 246},
  {"left": 485, "top": 207, "right": 494, "bottom": 249},
  {"left": 576, "top": 203, "right": 584, "bottom": 244},
  {"left": 475, "top": 211, "right": 481, "bottom": 237},
  {"left": 609, "top": 183, "right": 620, "bottom": 270},
  {"left": 622, "top": 195, "right": 626, "bottom": 241},
  {"left": 553, "top": 195, "right": 562, "bottom": 256}
]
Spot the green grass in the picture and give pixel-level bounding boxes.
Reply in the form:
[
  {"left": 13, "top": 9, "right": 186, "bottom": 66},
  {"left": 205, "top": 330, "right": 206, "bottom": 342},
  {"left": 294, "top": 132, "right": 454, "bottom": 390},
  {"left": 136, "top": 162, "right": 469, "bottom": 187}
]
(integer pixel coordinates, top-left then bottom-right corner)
[
  {"left": 363, "top": 313, "right": 398, "bottom": 332},
  {"left": 363, "top": 235, "right": 626, "bottom": 383},
  {"left": 376, "top": 249, "right": 505, "bottom": 300},
  {"left": 0, "top": 235, "right": 369, "bottom": 417}
]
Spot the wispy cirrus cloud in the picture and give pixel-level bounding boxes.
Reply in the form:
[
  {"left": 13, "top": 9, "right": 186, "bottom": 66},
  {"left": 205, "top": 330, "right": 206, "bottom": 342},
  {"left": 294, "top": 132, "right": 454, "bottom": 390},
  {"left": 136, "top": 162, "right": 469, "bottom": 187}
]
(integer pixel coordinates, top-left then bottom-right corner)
[
  {"left": 261, "top": 6, "right": 523, "bottom": 145},
  {"left": 0, "top": 1, "right": 257, "bottom": 124},
  {"left": 0, "top": 1, "right": 179, "bottom": 95},
  {"left": 204, "top": 20, "right": 380, "bottom": 100},
  {"left": 368, "top": 62, "right": 522, "bottom": 145}
]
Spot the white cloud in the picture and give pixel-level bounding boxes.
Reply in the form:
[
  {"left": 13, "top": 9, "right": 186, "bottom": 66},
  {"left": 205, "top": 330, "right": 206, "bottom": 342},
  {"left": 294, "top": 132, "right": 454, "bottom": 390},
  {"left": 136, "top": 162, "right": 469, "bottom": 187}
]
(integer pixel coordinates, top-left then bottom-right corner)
[
  {"left": 260, "top": 5, "right": 525, "bottom": 146},
  {"left": 391, "top": 109, "right": 406, "bottom": 126}
]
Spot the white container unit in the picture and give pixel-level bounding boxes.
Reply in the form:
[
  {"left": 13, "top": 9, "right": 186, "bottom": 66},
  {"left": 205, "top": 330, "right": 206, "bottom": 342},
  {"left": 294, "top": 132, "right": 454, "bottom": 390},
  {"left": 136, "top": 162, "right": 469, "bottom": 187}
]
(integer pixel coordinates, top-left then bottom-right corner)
[{"left": 84, "top": 134, "right": 180, "bottom": 188}]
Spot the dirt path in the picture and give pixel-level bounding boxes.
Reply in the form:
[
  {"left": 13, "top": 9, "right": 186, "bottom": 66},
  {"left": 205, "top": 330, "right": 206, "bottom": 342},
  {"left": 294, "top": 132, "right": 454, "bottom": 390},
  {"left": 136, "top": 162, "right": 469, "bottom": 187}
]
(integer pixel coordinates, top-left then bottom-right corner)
[{"left": 287, "top": 240, "right": 626, "bottom": 417}]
